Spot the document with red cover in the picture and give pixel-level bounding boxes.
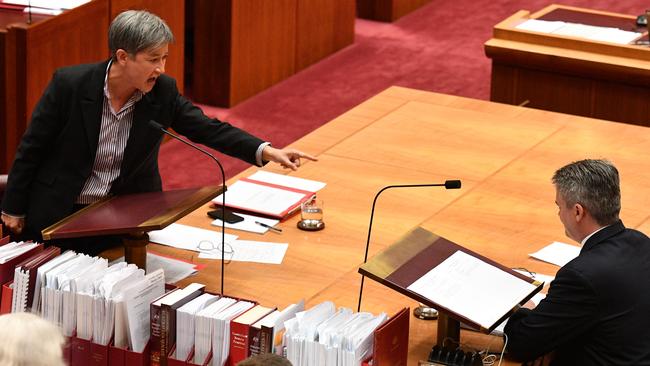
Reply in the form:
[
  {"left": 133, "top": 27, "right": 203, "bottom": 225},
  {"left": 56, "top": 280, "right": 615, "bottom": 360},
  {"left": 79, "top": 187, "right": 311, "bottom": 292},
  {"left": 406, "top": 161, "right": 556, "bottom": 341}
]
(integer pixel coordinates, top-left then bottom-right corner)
[
  {"left": 362, "top": 307, "right": 409, "bottom": 366},
  {"left": 212, "top": 171, "right": 325, "bottom": 220},
  {"left": 0, "top": 241, "right": 43, "bottom": 286},
  {"left": 11, "top": 246, "right": 61, "bottom": 312},
  {"left": 0, "top": 281, "right": 13, "bottom": 314},
  {"left": 229, "top": 305, "right": 276, "bottom": 365}
]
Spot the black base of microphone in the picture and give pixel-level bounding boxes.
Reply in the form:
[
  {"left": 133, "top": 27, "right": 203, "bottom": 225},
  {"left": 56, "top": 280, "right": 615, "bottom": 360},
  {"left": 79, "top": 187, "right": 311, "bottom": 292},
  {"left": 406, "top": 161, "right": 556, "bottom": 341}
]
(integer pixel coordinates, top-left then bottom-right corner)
[{"left": 207, "top": 208, "right": 244, "bottom": 224}]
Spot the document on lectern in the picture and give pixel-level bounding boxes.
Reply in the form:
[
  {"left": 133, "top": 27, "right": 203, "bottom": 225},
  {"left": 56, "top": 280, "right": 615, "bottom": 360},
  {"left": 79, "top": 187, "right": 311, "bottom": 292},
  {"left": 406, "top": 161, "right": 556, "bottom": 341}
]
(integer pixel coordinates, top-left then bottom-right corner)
[
  {"left": 359, "top": 227, "right": 543, "bottom": 332},
  {"left": 407, "top": 250, "right": 538, "bottom": 329}
]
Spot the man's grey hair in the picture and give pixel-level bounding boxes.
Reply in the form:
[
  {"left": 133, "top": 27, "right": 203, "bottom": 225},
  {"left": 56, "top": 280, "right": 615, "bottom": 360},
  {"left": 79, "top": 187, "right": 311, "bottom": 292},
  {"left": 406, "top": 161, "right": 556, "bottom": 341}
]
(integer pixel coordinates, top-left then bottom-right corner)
[
  {"left": 552, "top": 159, "right": 620, "bottom": 226},
  {"left": 108, "top": 10, "right": 174, "bottom": 59}
]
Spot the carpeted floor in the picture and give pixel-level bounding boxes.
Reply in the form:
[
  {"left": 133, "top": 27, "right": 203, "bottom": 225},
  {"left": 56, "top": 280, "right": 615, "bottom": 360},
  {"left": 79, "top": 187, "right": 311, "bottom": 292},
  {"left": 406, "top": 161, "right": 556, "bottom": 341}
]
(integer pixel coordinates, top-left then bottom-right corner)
[{"left": 159, "top": 0, "right": 647, "bottom": 189}]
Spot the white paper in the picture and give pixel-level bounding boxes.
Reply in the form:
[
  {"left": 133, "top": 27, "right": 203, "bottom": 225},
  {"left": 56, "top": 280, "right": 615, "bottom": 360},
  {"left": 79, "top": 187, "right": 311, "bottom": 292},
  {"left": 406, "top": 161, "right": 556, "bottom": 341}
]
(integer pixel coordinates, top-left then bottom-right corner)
[
  {"left": 515, "top": 19, "right": 641, "bottom": 45},
  {"left": 148, "top": 223, "right": 238, "bottom": 251},
  {"left": 211, "top": 213, "right": 279, "bottom": 234},
  {"left": 213, "top": 180, "right": 307, "bottom": 216},
  {"left": 3, "top": 0, "right": 89, "bottom": 9},
  {"left": 119, "top": 269, "right": 165, "bottom": 352},
  {"left": 516, "top": 19, "right": 566, "bottom": 33},
  {"left": 198, "top": 240, "right": 288, "bottom": 264},
  {"left": 112, "top": 252, "right": 200, "bottom": 284},
  {"left": 529, "top": 241, "right": 581, "bottom": 267},
  {"left": 248, "top": 171, "right": 326, "bottom": 193},
  {"left": 407, "top": 251, "right": 538, "bottom": 329}
]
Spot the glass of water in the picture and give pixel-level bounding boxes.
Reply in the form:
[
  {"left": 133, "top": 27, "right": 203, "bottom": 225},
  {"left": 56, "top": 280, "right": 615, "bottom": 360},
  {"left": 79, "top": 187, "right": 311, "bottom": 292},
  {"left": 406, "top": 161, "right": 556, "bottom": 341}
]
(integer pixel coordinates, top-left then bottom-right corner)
[{"left": 298, "top": 196, "right": 325, "bottom": 231}]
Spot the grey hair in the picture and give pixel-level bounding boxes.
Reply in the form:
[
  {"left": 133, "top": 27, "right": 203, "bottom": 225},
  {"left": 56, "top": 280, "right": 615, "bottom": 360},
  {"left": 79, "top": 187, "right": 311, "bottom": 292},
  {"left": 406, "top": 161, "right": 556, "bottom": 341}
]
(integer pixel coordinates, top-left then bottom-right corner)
[
  {"left": 552, "top": 159, "right": 620, "bottom": 226},
  {"left": 108, "top": 10, "right": 174, "bottom": 59}
]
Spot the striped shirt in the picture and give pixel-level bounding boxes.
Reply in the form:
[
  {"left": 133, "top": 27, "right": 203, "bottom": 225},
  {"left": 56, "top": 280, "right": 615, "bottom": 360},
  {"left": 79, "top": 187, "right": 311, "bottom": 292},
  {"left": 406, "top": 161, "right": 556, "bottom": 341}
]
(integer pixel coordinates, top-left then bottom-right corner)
[{"left": 76, "top": 60, "right": 143, "bottom": 204}]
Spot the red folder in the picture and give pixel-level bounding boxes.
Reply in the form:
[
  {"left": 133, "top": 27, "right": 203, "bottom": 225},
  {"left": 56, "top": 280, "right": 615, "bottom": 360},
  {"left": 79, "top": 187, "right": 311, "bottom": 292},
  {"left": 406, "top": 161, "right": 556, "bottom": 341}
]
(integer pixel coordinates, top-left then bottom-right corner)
[
  {"left": 0, "top": 281, "right": 13, "bottom": 314},
  {"left": 63, "top": 336, "right": 72, "bottom": 366},
  {"left": 0, "top": 241, "right": 43, "bottom": 285},
  {"left": 213, "top": 177, "right": 315, "bottom": 220},
  {"left": 361, "top": 307, "right": 410, "bottom": 366},
  {"left": 12, "top": 246, "right": 61, "bottom": 312},
  {"left": 109, "top": 340, "right": 152, "bottom": 366},
  {"left": 91, "top": 341, "right": 110, "bottom": 365},
  {"left": 71, "top": 335, "right": 93, "bottom": 366},
  {"left": 0, "top": 236, "right": 10, "bottom": 245}
]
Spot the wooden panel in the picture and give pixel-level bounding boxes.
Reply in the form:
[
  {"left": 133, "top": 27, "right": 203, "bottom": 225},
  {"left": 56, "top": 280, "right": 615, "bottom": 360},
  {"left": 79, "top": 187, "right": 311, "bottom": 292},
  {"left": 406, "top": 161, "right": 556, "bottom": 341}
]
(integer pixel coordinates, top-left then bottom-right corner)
[
  {"left": 592, "top": 82, "right": 650, "bottom": 127},
  {"left": 512, "top": 67, "right": 593, "bottom": 117},
  {"left": 489, "top": 63, "right": 517, "bottom": 105},
  {"left": 295, "top": 0, "right": 354, "bottom": 71},
  {"left": 192, "top": 0, "right": 352, "bottom": 107},
  {"left": 4, "top": 23, "right": 27, "bottom": 174},
  {"left": 357, "top": 0, "right": 432, "bottom": 22},
  {"left": 230, "top": 0, "right": 296, "bottom": 105},
  {"left": 109, "top": 0, "right": 185, "bottom": 94},
  {"left": 0, "top": 28, "right": 5, "bottom": 173},
  {"left": 192, "top": 0, "right": 232, "bottom": 106}
]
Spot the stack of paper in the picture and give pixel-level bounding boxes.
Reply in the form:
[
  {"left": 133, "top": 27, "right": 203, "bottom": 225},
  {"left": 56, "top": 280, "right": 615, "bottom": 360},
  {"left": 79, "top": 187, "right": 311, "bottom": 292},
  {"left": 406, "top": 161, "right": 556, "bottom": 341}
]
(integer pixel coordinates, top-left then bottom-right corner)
[
  {"left": 516, "top": 19, "right": 642, "bottom": 44},
  {"left": 283, "top": 301, "right": 387, "bottom": 366},
  {"left": 175, "top": 293, "right": 220, "bottom": 361},
  {"left": 192, "top": 298, "right": 254, "bottom": 365}
]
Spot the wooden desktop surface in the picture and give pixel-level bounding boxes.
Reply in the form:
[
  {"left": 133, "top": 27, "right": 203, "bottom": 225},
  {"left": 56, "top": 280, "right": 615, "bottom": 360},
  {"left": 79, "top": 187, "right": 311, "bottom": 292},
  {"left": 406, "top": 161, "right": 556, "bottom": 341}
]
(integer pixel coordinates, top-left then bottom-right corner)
[
  {"left": 485, "top": 4, "right": 650, "bottom": 127},
  {"left": 107, "top": 86, "right": 650, "bottom": 365}
]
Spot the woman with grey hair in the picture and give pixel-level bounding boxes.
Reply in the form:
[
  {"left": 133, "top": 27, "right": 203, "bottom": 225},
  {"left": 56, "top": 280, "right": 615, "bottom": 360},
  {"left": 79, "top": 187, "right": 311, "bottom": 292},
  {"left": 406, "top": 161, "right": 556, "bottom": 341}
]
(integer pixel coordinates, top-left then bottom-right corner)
[{"left": 1, "top": 9, "right": 317, "bottom": 253}]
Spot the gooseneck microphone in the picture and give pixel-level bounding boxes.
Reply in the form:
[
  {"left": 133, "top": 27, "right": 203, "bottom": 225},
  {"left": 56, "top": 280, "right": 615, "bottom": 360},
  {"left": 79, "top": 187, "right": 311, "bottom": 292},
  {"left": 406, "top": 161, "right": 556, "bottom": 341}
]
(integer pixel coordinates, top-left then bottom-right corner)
[
  {"left": 147, "top": 120, "right": 228, "bottom": 294},
  {"left": 357, "top": 180, "right": 462, "bottom": 312}
]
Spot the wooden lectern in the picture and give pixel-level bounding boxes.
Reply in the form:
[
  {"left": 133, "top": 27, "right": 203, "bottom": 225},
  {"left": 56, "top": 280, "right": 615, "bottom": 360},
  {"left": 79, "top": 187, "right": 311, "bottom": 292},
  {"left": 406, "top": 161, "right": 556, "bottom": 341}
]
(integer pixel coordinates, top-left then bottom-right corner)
[
  {"left": 359, "top": 227, "right": 542, "bottom": 346},
  {"left": 41, "top": 186, "right": 223, "bottom": 269}
]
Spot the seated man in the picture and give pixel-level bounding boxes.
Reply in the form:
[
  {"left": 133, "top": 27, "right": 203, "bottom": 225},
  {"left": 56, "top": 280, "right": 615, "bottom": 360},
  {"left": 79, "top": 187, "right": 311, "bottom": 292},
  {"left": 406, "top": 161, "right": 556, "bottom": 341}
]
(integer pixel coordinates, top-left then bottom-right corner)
[
  {"left": 505, "top": 159, "right": 650, "bottom": 365},
  {"left": 0, "top": 10, "right": 315, "bottom": 251}
]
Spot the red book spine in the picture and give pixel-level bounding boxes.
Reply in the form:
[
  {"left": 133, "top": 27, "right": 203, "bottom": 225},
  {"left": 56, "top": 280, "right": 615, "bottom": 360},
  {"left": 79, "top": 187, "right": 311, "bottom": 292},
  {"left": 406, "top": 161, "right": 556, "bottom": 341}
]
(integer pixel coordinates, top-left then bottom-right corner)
[
  {"left": 150, "top": 303, "right": 162, "bottom": 366},
  {"left": 0, "top": 281, "right": 12, "bottom": 314},
  {"left": 248, "top": 325, "right": 263, "bottom": 357},
  {"left": 229, "top": 320, "right": 251, "bottom": 366}
]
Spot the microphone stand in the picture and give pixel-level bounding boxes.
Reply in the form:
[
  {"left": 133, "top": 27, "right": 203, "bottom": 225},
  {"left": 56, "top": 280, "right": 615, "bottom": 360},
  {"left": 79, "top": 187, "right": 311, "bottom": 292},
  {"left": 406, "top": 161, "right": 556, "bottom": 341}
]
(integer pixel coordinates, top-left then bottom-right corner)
[
  {"left": 357, "top": 180, "right": 461, "bottom": 312},
  {"left": 149, "top": 121, "right": 228, "bottom": 294}
]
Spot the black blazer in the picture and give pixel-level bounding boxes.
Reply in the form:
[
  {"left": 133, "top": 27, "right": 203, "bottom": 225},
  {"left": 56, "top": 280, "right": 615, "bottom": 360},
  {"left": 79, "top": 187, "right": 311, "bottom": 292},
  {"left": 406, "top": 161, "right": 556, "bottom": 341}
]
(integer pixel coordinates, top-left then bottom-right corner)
[
  {"left": 2, "top": 60, "right": 264, "bottom": 239},
  {"left": 505, "top": 221, "right": 650, "bottom": 365}
]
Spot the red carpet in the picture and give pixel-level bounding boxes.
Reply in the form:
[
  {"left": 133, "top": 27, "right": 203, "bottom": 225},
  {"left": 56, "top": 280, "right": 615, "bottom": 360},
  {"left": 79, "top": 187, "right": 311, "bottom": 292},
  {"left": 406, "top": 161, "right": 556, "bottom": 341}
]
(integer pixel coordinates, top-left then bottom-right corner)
[{"left": 159, "top": 0, "right": 646, "bottom": 189}]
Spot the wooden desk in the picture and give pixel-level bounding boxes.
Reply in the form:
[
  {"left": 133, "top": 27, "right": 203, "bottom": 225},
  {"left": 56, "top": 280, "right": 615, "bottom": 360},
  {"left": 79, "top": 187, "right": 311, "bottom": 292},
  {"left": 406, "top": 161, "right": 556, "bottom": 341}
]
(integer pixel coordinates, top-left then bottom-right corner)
[
  {"left": 190, "top": 0, "right": 355, "bottom": 107},
  {"left": 356, "top": 0, "right": 432, "bottom": 22},
  {"left": 0, "top": 0, "right": 184, "bottom": 173},
  {"left": 105, "top": 86, "right": 650, "bottom": 364},
  {"left": 485, "top": 4, "right": 650, "bottom": 127}
]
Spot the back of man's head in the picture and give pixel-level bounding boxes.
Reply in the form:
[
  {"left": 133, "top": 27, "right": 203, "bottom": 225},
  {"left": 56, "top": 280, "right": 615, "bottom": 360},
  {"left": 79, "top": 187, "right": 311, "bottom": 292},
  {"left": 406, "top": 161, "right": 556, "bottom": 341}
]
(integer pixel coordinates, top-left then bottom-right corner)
[
  {"left": 236, "top": 353, "right": 292, "bottom": 366},
  {"left": 552, "top": 159, "right": 620, "bottom": 226}
]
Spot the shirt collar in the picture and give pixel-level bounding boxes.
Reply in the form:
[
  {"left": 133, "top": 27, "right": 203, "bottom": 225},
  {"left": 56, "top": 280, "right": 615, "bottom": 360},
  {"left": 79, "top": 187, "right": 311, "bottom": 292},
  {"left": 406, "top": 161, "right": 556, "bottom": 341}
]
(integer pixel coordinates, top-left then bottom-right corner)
[{"left": 581, "top": 225, "right": 609, "bottom": 246}]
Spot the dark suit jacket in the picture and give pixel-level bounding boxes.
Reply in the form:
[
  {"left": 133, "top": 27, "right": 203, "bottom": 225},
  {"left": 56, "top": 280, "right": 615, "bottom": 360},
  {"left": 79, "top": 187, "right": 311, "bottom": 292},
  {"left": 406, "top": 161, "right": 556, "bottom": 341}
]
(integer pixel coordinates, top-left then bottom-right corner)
[
  {"left": 2, "top": 60, "right": 264, "bottom": 239},
  {"left": 505, "top": 220, "right": 650, "bottom": 365}
]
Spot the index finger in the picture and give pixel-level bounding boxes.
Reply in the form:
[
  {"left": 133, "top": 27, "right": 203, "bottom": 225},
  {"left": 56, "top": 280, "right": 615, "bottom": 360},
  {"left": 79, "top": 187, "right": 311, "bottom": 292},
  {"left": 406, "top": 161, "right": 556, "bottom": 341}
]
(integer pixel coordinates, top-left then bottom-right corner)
[{"left": 295, "top": 151, "right": 318, "bottom": 162}]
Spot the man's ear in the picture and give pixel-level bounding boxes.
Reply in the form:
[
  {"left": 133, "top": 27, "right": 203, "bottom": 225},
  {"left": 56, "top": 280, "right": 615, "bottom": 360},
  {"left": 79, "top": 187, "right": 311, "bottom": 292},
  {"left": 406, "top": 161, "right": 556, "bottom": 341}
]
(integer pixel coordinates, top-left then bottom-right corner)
[{"left": 574, "top": 203, "right": 586, "bottom": 222}]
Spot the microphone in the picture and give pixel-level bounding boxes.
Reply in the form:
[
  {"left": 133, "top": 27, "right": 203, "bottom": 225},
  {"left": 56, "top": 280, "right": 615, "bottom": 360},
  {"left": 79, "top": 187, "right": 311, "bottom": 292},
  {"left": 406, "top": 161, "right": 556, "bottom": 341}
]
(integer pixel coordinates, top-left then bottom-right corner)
[
  {"left": 147, "top": 120, "right": 228, "bottom": 294},
  {"left": 357, "top": 180, "right": 461, "bottom": 312}
]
